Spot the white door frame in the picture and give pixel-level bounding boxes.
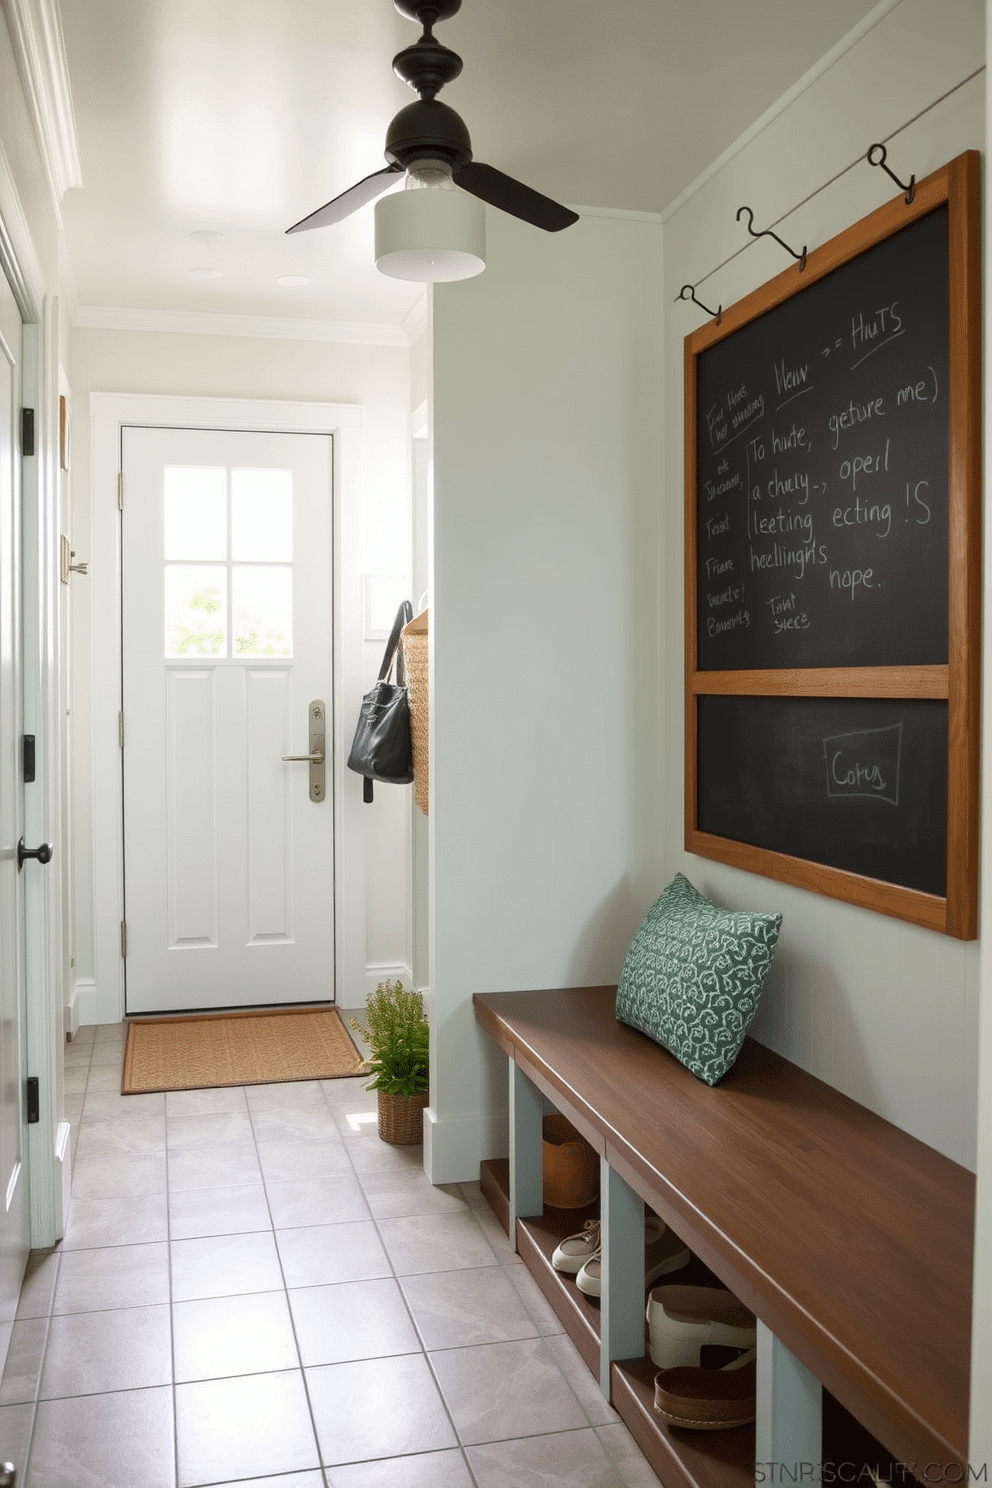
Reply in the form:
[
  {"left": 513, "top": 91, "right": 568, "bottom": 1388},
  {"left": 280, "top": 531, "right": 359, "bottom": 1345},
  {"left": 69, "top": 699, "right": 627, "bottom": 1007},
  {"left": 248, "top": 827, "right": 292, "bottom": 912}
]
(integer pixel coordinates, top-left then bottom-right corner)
[
  {"left": 89, "top": 393, "right": 366, "bottom": 1026},
  {"left": 1, "top": 141, "right": 66, "bottom": 1248}
]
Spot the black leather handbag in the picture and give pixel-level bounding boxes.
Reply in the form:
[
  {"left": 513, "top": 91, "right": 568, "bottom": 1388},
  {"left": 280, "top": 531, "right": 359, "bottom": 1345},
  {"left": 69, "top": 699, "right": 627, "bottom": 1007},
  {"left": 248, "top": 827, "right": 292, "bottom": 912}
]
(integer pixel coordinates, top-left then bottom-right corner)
[{"left": 347, "top": 600, "right": 414, "bottom": 802}]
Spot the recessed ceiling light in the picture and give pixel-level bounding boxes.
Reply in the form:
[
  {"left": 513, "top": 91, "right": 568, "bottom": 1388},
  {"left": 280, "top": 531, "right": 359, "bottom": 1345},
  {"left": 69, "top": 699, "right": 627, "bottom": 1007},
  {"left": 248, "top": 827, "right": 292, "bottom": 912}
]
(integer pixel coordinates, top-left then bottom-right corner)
[
  {"left": 277, "top": 274, "right": 311, "bottom": 287},
  {"left": 189, "top": 230, "right": 225, "bottom": 247},
  {"left": 189, "top": 266, "right": 223, "bottom": 279}
]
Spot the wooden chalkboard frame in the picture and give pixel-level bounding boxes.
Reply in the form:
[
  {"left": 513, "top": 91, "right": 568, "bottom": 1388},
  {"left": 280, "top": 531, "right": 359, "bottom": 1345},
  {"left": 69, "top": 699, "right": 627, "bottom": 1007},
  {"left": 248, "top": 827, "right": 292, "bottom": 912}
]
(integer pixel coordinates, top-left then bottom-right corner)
[{"left": 684, "top": 150, "right": 980, "bottom": 938}]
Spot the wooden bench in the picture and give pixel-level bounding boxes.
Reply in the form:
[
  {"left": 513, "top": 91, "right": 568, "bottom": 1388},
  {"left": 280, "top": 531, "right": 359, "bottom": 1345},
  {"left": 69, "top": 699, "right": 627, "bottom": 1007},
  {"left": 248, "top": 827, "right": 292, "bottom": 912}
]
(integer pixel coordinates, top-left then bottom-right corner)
[{"left": 474, "top": 985, "right": 974, "bottom": 1488}]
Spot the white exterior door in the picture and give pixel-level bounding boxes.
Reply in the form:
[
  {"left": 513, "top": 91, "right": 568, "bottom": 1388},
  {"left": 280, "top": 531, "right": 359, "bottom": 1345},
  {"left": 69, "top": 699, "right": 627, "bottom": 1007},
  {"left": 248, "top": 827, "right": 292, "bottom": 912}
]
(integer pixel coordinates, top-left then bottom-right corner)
[
  {"left": 0, "top": 271, "right": 30, "bottom": 1344},
  {"left": 121, "top": 427, "right": 335, "bottom": 1014}
]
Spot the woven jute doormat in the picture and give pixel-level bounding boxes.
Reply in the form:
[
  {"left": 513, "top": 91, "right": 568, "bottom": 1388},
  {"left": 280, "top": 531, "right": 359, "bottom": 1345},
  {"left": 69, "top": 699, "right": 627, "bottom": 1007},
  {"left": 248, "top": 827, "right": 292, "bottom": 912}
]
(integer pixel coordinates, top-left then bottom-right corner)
[{"left": 121, "top": 1006, "right": 367, "bottom": 1095}]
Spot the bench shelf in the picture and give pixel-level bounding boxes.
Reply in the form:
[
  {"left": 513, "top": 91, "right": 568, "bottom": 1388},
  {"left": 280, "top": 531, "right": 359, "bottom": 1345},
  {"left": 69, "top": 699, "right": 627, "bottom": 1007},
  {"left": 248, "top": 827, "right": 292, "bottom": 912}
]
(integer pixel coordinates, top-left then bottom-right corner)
[{"left": 475, "top": 985, "right": 974, "bottom": 1485}]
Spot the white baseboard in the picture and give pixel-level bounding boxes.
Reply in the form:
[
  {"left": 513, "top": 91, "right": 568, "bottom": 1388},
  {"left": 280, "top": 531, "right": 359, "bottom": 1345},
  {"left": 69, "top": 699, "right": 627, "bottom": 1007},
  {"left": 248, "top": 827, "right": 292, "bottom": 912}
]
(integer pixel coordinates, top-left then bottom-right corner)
[
  {"left": 362, "top": 963, "right": 413, "bottom": 1006},
  {"left": 423, "top": 1106, "right": 509, "bottom": 1185},
  {"left": 72, "top": 978, "right": 98, "bottom": 1030}
]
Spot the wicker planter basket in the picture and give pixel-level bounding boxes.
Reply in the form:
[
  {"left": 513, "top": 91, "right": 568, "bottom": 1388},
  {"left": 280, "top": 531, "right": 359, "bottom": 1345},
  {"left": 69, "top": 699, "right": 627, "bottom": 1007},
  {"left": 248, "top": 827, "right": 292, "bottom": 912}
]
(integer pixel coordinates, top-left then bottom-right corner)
[
  {"left": 542, "top": 1113, "right": 599, "bottom": 1208},
  {"left": 377, "top": 1089, "right": 429, "bottom": 1145}
]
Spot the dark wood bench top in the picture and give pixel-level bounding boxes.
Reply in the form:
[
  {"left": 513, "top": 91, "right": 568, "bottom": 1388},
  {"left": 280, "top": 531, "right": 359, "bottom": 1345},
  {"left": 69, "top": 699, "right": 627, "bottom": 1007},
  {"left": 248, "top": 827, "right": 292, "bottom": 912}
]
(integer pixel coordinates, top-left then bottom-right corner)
[{"left": 474, "top": 985, "right": 974, "bottom": 1467}]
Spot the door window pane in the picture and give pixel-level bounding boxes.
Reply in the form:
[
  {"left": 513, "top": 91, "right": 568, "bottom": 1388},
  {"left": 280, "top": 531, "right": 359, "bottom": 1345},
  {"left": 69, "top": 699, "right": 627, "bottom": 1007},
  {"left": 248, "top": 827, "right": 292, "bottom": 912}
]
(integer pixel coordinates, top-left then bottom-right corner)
[
  {"left": 164, "top": 468, "right": 227, "bottom": 559},
  {"left": 231, "top": 469, "right": 293, "bottom": 562},
  {"left": 165, "top": 565, "right": 228, "bottom": 657},
  {"left": 232, "top": 565, "right": 292, "bottom": 656}
]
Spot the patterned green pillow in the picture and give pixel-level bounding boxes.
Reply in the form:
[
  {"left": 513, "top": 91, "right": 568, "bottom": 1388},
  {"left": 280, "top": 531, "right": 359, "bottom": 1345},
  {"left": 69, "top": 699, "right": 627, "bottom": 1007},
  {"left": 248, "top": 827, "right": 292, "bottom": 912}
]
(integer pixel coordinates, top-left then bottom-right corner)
[{"left": 615, "top": 874, "right": 781, "bottom": 1086}]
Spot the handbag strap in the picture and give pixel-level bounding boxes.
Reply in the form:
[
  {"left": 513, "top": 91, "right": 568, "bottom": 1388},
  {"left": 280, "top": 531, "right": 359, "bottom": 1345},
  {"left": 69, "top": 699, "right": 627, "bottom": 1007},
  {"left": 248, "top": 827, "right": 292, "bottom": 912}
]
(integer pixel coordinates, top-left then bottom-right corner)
[{"left": 378, "top": 600, "right": 414, "bottom": 686}]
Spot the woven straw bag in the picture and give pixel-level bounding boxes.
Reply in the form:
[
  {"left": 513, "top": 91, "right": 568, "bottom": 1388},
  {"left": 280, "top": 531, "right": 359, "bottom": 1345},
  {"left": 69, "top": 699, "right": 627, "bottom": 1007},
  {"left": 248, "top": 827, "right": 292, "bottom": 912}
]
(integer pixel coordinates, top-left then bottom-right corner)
[
  {"left": 542, "top": 1113, "right": 599, "bottom": 1208},
  {"left": 401, "top": 608, "right": 429, "bottom": 815}
]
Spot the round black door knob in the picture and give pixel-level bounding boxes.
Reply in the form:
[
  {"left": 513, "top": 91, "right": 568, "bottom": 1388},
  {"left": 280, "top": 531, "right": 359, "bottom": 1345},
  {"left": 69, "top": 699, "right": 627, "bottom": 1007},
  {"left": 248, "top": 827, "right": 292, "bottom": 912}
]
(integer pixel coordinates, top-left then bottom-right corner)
[{"left": 17, "top": 839, "right": 53, "bottom": 870}]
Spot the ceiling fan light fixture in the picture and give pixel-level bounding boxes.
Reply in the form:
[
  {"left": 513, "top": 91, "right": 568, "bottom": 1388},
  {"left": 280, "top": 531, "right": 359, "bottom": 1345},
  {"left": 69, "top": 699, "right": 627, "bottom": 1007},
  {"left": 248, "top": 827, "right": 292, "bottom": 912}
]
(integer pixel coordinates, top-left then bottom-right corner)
[{"left": 374, "top": 174, "right": 485, "bottom": 282}]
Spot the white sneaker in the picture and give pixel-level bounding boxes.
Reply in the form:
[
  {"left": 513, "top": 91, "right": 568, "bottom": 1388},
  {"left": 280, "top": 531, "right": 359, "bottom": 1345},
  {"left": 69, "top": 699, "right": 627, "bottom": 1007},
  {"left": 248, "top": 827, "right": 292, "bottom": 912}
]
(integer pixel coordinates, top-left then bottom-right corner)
[
  {"left": 551, "top": 1219, "right": 601, "bottom": 1274},
  {"left": 575, "top": 1216, "right": 690, "bottom": 1297},
  {"left": 646, "top": 1284, "right": 756, "bottom": 1369}
]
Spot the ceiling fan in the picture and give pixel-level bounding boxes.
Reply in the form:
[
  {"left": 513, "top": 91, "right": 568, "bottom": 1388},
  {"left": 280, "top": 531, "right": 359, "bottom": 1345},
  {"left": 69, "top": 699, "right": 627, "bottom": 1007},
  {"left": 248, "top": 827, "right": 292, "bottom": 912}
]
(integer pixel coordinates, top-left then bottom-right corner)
[{"left": 286, "top": 0, "right": 579, "bottom": 237}]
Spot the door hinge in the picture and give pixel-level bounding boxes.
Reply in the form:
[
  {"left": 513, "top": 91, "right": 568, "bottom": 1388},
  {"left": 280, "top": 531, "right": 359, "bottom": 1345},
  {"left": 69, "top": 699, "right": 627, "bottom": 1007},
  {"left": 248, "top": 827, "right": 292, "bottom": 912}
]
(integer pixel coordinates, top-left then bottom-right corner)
[
  {"left": 26, "top": 1077, "right": 39, "bottom": 1125},
  {"left": 120, "top": 921, "right": 127, "bottom": 959},
  {"left": 119, "top": 711, "right": 125, "bottom": 748},
  {"left": 22, "top": 735, "right": 35, "bottom": 783},
  {"left": 20, "top": 408, "right": 34, "bottom": 457},
  {"left": 118, "top": 471, "right": 124, "bottom": 510}
]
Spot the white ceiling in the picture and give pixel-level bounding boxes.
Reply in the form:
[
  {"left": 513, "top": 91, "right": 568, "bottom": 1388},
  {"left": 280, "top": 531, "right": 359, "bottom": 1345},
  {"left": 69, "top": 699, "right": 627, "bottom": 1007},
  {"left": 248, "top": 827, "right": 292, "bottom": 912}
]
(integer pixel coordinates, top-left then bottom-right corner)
[{"left": 57, "top": 0, "right": 882, "bottom": 330}]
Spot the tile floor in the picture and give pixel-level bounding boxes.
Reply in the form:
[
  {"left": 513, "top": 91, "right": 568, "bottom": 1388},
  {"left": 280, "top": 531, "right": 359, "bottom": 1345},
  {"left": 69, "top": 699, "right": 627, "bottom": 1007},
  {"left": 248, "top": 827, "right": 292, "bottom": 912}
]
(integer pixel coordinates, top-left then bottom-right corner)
[{"left": 0, "top": 1017, "right": 660, "bottom": 1488}]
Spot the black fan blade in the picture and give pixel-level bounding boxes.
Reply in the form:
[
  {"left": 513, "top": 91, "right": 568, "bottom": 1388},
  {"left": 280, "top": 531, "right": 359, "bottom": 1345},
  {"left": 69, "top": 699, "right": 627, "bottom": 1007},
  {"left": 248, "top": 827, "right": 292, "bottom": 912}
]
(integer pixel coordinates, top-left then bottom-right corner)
[
  {"left": 453, "top": 161, "right": 578, "bottom": 232},
  {"left": 286, "top": 164, "right": 404, "bottom": 233}
]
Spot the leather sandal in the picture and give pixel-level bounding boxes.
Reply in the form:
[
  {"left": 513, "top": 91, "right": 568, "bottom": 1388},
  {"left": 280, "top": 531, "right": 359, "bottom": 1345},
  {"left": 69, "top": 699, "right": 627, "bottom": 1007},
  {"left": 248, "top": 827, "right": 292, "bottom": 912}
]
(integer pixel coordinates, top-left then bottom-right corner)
[{"left": 652, "top": 1346, "right": 757, "bottom": 1431}]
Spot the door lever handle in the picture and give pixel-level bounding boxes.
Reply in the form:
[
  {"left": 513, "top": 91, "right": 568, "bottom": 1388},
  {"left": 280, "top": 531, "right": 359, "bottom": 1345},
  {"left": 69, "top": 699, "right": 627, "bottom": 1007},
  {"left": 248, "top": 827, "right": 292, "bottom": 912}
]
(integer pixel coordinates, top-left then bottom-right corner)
[
  {"left": 281, "top": 751, "right": 324, "bottom": 763},
  {"left": 17, "top": 839, "right": 53, "bottom": 871}
]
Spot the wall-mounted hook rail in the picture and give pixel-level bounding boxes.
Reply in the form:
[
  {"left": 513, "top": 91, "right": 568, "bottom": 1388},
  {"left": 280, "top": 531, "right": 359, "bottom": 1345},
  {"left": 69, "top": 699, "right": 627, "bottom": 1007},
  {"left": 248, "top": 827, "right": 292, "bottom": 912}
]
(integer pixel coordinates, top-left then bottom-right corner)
[
  {"left": 679, "top": 284, "right": 722, "bottom": 323},
  {"left": 736, "top": 207, "right": 807, "bottom": 271},
  {"left": 866, "top": 143, "right": 915, "bottom": 204}
]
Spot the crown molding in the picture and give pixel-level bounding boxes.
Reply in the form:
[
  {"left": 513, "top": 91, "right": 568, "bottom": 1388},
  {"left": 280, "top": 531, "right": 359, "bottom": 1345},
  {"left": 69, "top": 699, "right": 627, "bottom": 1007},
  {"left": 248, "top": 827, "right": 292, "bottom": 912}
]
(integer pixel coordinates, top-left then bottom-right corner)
[
  {"left": 0, "top": 137, "right": 44, "bottom": 321},
  {"left": 0, "top": 0, "right": 83, "bottom": 225},
  {"left": 73, "top": 304, "right": 414, "bottom": 346}
]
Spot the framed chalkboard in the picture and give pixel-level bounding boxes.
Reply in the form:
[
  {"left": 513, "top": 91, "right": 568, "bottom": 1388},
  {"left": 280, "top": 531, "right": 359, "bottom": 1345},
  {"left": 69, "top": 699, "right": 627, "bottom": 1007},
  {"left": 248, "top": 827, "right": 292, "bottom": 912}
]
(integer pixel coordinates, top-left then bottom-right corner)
[{"left": 685, "top": 151, "right": 980, "bottom": 938}]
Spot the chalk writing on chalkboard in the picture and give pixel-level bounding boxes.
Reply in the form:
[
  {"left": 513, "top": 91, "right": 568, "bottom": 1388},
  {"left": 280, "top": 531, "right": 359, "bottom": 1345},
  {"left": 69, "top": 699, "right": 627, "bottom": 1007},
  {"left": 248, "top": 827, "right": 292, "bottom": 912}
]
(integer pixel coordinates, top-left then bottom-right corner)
[
  {"left": 695, "top": 207, "right": 949, "bottom": 671},
  {"left": 823, "top": 724, "right": 901, "bottom": 806}
]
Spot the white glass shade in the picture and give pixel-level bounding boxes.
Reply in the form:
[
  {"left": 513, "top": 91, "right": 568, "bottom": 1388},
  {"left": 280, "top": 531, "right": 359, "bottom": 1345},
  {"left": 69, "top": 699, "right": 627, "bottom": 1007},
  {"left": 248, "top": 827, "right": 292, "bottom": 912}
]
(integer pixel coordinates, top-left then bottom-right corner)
[{"left": 374, "top": 186, "right": 485, "bottom": 282}]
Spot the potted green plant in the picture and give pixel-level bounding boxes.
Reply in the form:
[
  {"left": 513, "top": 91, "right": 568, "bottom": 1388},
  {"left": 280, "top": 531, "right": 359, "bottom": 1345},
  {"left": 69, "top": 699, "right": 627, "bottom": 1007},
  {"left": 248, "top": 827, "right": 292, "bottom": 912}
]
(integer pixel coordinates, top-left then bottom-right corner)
[{"left": 351, "top": 980, "right": 429, "bottom": 1144}]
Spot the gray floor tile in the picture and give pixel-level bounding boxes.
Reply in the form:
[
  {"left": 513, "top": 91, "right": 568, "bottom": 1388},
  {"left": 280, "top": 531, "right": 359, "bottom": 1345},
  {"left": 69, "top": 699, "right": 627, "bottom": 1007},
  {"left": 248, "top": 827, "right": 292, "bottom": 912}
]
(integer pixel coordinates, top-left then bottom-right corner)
[
  {"left": 326, "top": 1449, "right": 474, "bottom": 1488},
  {"left": 86, "top": 1063, "right": 132, "bottom": 1092},
  {"left": 63, "top": 1045, "right": 91, "bottom": 1068},
  {"left": 74, "top": 1116, "right": 166, "bottom": 1160},
  {"left": 170, "top": 1230, "right": 284, "bottom": 1302},
  {"left": 168, "top": 1183, "right": 272, "bottom": 1240},
  {"left": 166, "top": 1086, "right": 249, "bottom": 1116},
  {"left": 288, "top": 1278, "right": 421, "bottom": 1366},
  {"left": 320, "top": 1075, "right": 372, "bottom": 1106},
  {"left": 54, "top": 1242, "right": 171, "bottom": 1314},
  {"left": 0, "top": 1400, "right": 35, "bottom": 1474},
  {"left": 360, "top": 1171, "right": 468, "bottom": 1220},
  {"left": 89, "top": 1042, "right": 127, "bottom": 1068},
  {"left": 277, "top": 1221, "right": 390, "bottom": 1289},
  {"left": 63, "top": 1068, "right": 88, "bottom": 1095},
  {"left": 40, "top": 1304, "right": 172, "bottom": 1398},
  {"left": 400, "top": 1265, "right": 541, "bottom": 1350},
  {"left": 84, "top": 1091, "right": 166, "bottom": 1122},
  {"left": 470, "top": 1201, "right": 524, "bottom": 1264},
  {"left": 377, "top": 1212, "right": 499, "bottom": 1277},
  {"left": 62, "top": 1192, "right": 169, "bottom": 1250},
  {"left": 467, "top": 1427, "right": 626, "bottom": 1487},
  {"left": 0, "top": 1316, "right": 47, "bottom": 1404},
  {"left": 71, "top": 1152, "right": 168, "bottom": 1199},
  {"left": 307, "top": 1354, "right": 458, "bottom": 1466},
  {"left": 173, "top": 1291, "right": 299, "bottom": 1381},
  {"left": 218, "top": 1476, "right": 326, "bottom": 1488},
  {"left": 167, "top": 1110, "right": 256, "bottom": 1151},
  {"left": 265, "top": 1173, "right": 370, "bottom": 1229},
  {"left": 255, "top": 1136, "right": 354, "bottom": 1184},
  {"left": 175, "top": 1369, "right": 319, "bottom": 1486},
  {"left": 430, "top": 1338, "right": 588, "bottom": 1445},
  {"left": 544, "top": 1332, "right": 620, "bottom": 1426},
  {"left": 250, "top": 1104, "right": 340, "bottom": 1142},
  {"left": 596, "top": 1422, "right": 661, "bottom": 1488},
  {"left": 245, "top": 1081, "right": 331, "bottom": 1111},
  {"left": 167, "top": 1139, "right": 263, "bottom": 1192},
  {"left": 505, "top": 1262, "right": 568, "bottom": 1336},
  {"left": 14, "top": 1250, "right": 60, "bottom": 1320},
  {"left": 28, "top": 1386, "right": 175, "bottom": 1488}
]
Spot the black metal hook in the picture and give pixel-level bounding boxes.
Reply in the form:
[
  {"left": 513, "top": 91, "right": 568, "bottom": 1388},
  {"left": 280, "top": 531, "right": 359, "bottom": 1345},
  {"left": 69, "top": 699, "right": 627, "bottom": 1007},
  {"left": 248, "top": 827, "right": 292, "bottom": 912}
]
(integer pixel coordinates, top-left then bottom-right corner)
[
  {"left": 736, "top": 206, "right": 807, "bottom": 271},
  {"left": 679, "top": 284, "right": 722, "bottom": 324},
  {"left": 866, "top": 143, "right": 915, "bottom": 204}
]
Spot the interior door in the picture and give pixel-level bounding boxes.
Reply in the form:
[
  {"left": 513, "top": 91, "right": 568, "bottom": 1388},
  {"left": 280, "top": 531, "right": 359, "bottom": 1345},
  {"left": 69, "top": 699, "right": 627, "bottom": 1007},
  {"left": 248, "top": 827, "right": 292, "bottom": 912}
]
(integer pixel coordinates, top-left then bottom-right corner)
[
  {"left": 0, "top": 270, "right": 30, "bottom": 1355},
  {"left": 121, "top": 427, "right": 335, "bottom": 1014}
]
